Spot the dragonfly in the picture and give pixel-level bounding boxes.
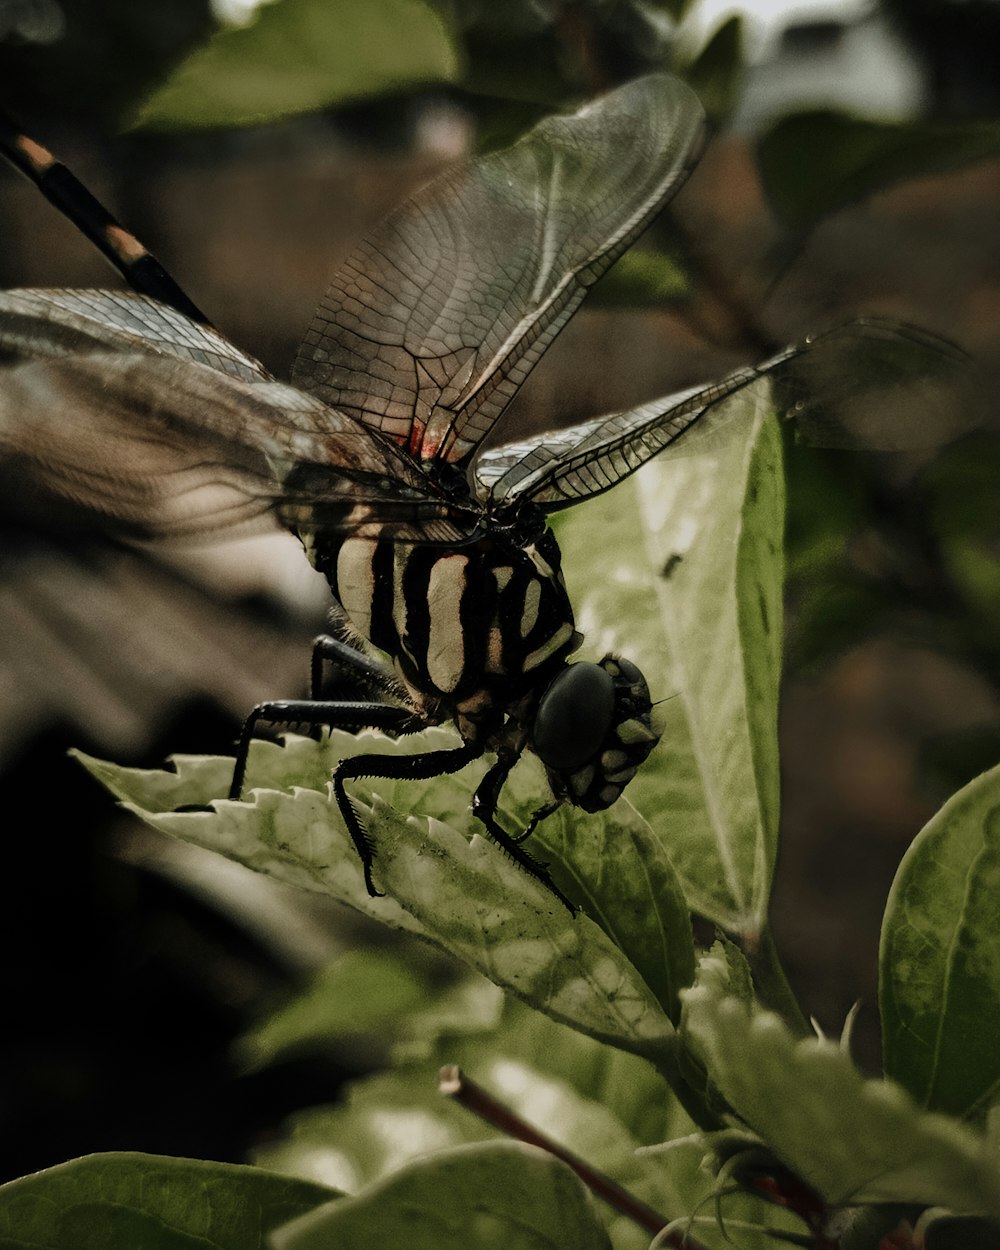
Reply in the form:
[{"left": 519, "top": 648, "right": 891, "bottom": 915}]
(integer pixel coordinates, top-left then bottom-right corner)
[{"left": 0, "top": 75, "right": 966, "bottom": 912}]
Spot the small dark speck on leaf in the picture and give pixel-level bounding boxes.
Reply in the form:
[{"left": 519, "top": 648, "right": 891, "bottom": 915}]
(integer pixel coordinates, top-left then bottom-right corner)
[{"left": 661, "top": 553, "right": 684, "bottom": 579}]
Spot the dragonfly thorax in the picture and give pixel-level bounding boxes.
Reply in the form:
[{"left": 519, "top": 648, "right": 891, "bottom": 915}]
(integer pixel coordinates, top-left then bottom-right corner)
[
  {"left": 306, "top": 523, "right": 660, "bottom": 812},
  {"left": 309, "top": 525, "right": 580, "bottom": 742}
]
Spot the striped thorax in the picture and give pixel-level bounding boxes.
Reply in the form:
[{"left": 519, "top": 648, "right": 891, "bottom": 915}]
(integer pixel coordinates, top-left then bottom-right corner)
[{"left": 308, "top": 523, "right": 579, "bottom": 745}]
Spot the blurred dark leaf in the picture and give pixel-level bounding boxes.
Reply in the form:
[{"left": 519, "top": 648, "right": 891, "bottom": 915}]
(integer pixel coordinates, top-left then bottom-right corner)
[
  {"left": 783, "top": 441, "right": 887, "bottom": 671},
  {"left": 683, "top": 14, "right": 744, "bottom": 124},
  {"left": 131, "top": 0, "right": 461, "bottom": 131},
  {"left": 919, "top": 724, "right": 1000, "bottom": 800},
  {"left": 432, "top": 0, "right": 556, "bottom": 37},
  {"left": 758, "top": 109, "right": 1000, "bottom": 231},
  {"left": 919, "top": 1211, "right": 1000, "bottom": 1250},
  {"left": 923, "top": 433, "right": 1000, "bottom": 637},
  {"left": 0, "top": 0, "right": 214, "bottom": 125}
]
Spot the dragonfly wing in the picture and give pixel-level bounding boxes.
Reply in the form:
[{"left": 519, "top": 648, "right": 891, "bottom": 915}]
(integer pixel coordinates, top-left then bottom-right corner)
[
  {"left": 292, "top": 74, "right": 706, "bottom": 470},
  {"left": 0, "top": 351, "right": 479, "bottom": 543},
  {"left": 0, "top": 288, "right": 273, "bottom": 382},
  {"left": 479, "top": 320, "right": 973, "bottom": 509}
]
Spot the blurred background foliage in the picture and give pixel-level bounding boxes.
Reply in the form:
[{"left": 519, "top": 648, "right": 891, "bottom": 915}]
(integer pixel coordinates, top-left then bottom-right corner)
[{"left": 0, "top": 0, "right": 998, "bottom": 1201}]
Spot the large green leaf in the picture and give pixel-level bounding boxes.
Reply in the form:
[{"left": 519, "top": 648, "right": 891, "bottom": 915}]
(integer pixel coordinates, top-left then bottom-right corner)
[
  {"left": 272, "top": 1140, "right": 612, "bottom": 1250},
  {"left": 758, "top": 109, "right": 1000, "bottom": 232},
  {"left": 132, "top": 0, "right": 461, "bottom": 130},
  {"left": 880, "top": 763, "right": 1000, "bottom": 1120},
  {"left": 0, "top": 1153, "right": 335, "bottom": 1250},
  {"left": 556, "top": 382, "right": 785, "bottom": 935},
  {"left": 502, "top": 756, "right": 695, "bottom": 1025},
  {"left": 77, "top": 732, "right": 677, "bottom": 1066},
  {"left": 682, "top": 953, "right": 1000, "bottom": 1216}
]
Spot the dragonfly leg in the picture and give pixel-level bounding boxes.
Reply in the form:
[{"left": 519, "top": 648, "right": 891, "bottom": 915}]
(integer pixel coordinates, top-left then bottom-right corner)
[
  {"left": 333, "top": 742, "right": 483, "bottom": 898},
  {"left": 472, "top": 760, "right": 576, "bottom": 914},
  {"left": 309, "top": 633, "right": 406, "bottom": 702},
  {"left": 229, "top": 698, "right": 420, "bottom": 800},
  {"left": 516, "top": 800, "right": 560, "bottom": 844}
]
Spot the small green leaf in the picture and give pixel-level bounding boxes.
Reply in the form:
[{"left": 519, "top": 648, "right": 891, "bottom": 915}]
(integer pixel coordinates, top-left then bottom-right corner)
[
  {"left": 271, "top": 1140, "right": 612, "bottom": 1250},
  {"left": 558, "top": 382, "right": 785, "bottom": 936},
  {"left": 880, "top": 763, "right": 1000, "bottom": 1119},
  {"left": 0, "top": 1152, "right": 335, "bottom": 1250},
  {"left": 682, "top": 958, "right": 1000, "bottom": 1215},
  {"left": 131, "top": 0, "right": 461, "bottom": 130},
  {"left": 758, "top": 110, "right": 1000, "bottom": 231},
  {"left": 683, "top": 15, "right": 744, "bottom": 123},
  {"left": 236, "top": 948, "right": 481, "bottom": 1071},
  {"left": 256, "top": 1068, "right": 490, "bottom": 1193}
]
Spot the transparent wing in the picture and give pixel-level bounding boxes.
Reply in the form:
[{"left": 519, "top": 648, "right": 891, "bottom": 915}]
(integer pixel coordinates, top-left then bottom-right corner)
[
  {"left": 0, "top": 288, "right": 272, "bottom": 383},
  {"left": 477, "top": 320, "right": 973, "bottom": 509},
  {"left": 292, "top": 74, "right": 706, "bottom": 468},
  {"left": 0, "top": 351, "right": 480, "bottom": 543}
]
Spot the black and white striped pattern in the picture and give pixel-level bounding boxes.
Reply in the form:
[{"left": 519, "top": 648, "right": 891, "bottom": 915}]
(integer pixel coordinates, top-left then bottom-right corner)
[{"left": 310, "top": 526, "right": 579, "bottom": 743}]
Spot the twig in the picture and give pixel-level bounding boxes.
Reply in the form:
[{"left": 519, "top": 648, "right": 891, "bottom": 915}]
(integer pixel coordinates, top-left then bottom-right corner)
[{"left": 439, "top": 1065, "right": 710, "bottom": 1249}]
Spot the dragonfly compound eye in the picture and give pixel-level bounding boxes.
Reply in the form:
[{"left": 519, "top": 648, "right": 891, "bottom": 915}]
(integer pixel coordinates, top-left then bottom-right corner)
[{"left": 534, "top": 656, "right": 661, "bottom": 812}]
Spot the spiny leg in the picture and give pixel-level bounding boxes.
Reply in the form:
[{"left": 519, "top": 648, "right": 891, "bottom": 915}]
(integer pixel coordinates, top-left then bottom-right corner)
[
  {"left": 309, "top": 633, "right": 407, "bottom": 703},
  {"left": 334, "top": 742, "right": 483, "bottom": 899},
  {"left": 229, "top": 699, "right": 420, "bottom": 799},
  {"left": 473, "top": 759, "right": 576, "bottom": 914}
]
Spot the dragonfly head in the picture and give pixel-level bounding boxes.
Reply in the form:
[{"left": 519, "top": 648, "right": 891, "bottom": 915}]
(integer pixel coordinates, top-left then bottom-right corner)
[{"left": 532, "top": 655, "right": 660, "bottom": 811}]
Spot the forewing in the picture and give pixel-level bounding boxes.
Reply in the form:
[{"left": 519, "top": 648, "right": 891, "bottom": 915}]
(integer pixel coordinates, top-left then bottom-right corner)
[
  {"left": 0, "top": 350, "right": 478, "bottom": 543},
  {"left": 292, "top": 74, "right": 706, "bottom": 469},
  {"left": 0, "top": 288, "right": 272, "bottom": 382},
  {"left": 479, "top": 320, "right": 973, "bottom": 509}
]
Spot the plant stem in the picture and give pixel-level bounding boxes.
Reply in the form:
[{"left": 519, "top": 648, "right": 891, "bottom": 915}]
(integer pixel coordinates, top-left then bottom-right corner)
[{"left": 440, "top": 1065, "right": 710, "bottom": 1249}]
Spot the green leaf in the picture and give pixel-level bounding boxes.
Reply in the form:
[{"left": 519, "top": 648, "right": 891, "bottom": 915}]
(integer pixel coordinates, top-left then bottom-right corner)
[
  {"left": 683, "top": 15, "right": 744, "bottom": 124},
  {"left": 271, "top": 1140, "right": 612, "bottom": 1250},
  {"left": 758, "top": 109, "right": 1000, "bottom": 232},
  {"left": 589, "top": 245, "right": 690, "bottom": 307},
  {"left": 237, "top": 950, "right": 503, "bottom": 1071},
  {"left": 501, "top": 755, "right": 695, "bottom": 1026},
  {"left": 682, "top": 954, "right": 1000, "bottom": 1215},
  {"left": 557, "top": 382, "right": 785, "bottom": 935},
  {"left": 433, "top": 993, "right": 688, "bottom": 1148},
  {"left": 131, "top": 0, "right": 461, "bottom": 131},
  {"left": 76, "top": 732, "right": 677, "bottom": 1067},
  {"left": 256, "top": 1068, "right": 490, "bottom": 1193},
  {"left": 257, "top": 1056, "right": 735, "bottom": 1250},
  {"left": 236, "top": 948, "right": 446, "bottom": 1069},
  {"left": 0, "top": 1152, "right": 335, "bottom": 1250},
  {"left": 880, "top": 763, "right": 1000, "bottom": 1120}
]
